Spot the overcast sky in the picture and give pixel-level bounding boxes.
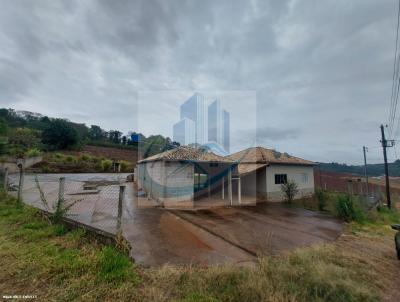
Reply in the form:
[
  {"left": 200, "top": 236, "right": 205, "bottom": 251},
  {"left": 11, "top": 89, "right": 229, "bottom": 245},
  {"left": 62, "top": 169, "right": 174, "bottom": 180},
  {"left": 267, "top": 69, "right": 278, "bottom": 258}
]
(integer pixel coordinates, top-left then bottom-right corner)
[{"left": 0, "top": 0, "right": 398, "bottom": 164}]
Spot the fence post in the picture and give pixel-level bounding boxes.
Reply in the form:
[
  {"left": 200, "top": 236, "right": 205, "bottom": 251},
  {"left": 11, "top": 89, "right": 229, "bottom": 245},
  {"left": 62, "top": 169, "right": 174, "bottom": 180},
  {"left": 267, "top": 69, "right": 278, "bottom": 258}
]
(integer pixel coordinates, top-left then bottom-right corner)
[
  {"left": 4, "top": 167, "right": 8, "bottom": 191},
  {"left": 58, "top": 177, "right": 65, "bottom": 202},
  {"left": 17, "top": 164, "right": 24, "bottom": 202},
  {"left": 117, "top": 185, "right": 125, "bottom": 232},
  {"left": 347, "top": 180, "right": 353, "bottom": 196}
]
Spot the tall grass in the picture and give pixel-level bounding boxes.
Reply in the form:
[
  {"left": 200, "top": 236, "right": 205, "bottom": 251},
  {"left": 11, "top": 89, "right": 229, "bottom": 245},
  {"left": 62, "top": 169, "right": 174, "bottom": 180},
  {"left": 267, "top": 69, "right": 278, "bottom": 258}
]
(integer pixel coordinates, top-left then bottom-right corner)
[
  {"left": 335, "top": 194, "right": 365, "bottom": 223},
  {"left": 0, "top": 192, "right": 141, "bottom": 300},
  {"left": 141, "top": 245, "right": 380, "bottom": 302},
  {"left": 315, "top": 188, "right": 327, "bottom": 211}
]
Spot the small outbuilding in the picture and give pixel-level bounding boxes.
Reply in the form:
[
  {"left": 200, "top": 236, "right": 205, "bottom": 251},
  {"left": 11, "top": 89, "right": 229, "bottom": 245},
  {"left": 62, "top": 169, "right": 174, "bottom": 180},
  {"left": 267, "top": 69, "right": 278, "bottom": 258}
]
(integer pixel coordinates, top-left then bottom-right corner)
[{"left": 227, "top": 147, "right": 315, "bottom": 202}]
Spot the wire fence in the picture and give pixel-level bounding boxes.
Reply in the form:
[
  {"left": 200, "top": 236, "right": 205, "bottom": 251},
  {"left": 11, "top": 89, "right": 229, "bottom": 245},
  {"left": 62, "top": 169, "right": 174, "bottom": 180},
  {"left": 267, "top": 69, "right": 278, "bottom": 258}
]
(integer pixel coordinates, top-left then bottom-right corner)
[
  {"left": 314, "top": 169, "right": 400, "bottom": 209},
  {"left": 4, "top": 169, "right": 133, "bottom": 235}
]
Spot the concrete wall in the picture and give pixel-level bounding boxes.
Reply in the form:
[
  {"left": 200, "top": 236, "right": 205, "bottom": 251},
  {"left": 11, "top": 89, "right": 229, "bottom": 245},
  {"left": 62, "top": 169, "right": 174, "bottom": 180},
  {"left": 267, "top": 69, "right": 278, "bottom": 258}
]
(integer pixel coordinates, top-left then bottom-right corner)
[
  {"left": 240, "top": 171, "right": 257, "bottom": 196},
  {"left": 265, "top": 165, "right": 314, "bottom": 201},
  {"left": 137, "top": 161, "right": 194, "bottom": 208},
  {"left": 0, "top": 156, "right": 43, "bottom": 173},
  {"left": 164, "top": 161, "right": 194, "bottom": 207}
]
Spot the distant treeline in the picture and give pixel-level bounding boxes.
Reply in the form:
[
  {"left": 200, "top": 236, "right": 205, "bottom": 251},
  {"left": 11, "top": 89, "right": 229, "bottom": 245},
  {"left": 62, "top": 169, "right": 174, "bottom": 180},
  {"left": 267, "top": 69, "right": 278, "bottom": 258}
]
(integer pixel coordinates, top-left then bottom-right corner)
[
  {"left": 318, "top": 161, "right": 400, "bottom": 177},
  {"left": 0, "top": 108, "right": 179, "bottom": 158}
]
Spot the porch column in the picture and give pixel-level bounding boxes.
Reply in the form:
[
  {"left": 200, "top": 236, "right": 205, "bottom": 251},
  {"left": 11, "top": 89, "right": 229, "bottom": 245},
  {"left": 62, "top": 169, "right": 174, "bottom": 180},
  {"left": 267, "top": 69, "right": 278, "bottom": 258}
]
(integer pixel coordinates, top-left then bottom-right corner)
[
  {"left": 228, "top": 168, "right": 232, "bottom": 205},
  {"left": 265, "top": 166, "right": 268, "bottom": 201},
  {"left": 238, "top": 177, "right": 241, "bottom": 205}
]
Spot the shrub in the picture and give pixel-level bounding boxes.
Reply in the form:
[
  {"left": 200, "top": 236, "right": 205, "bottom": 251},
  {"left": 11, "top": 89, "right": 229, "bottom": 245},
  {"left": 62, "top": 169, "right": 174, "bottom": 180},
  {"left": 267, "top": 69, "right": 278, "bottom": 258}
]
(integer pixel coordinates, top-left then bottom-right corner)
[
  {"left": 54, "top": 153, "right": 65, "bottom": 161},
  {"left": 101, "top": 159, "right": 112, "bottom": 171},
  {"left": 335, "top": 194, "right": 365, "bottom": 223},
  {"left": 65, "top": 155, "right": 75, "bottom": 163},
  {"left": 80, "top": 154, "right": 92, "bottom": 162},
  {"left": 315, "top": 188, "right": 327, "bottom": 211},
  {"left": 281, "top": 180, "right": 299, "bottom": 204},
  {"left": 120, "top": 161, "right": 130, "bottom": 171},
  {"left": 8, "top": 127, "right": 41, "bottom": 149},
  {"left": 25, "top": 148, "right": 42, "bottom": 157}
]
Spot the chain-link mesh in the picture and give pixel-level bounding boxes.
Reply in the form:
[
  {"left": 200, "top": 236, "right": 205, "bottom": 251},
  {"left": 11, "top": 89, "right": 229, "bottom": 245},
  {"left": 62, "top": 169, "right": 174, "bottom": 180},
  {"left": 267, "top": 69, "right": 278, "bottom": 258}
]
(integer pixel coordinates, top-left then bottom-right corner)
[
  {"left": 7, "top": 172, "right": 133, "bottom": 235},
  {"left": 0, "top": 169, "right": 5, "bottom": 190}
]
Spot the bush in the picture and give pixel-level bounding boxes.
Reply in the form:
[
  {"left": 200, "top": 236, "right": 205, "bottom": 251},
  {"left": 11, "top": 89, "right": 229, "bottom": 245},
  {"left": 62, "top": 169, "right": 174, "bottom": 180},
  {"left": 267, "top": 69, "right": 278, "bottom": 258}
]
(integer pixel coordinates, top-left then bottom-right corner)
[
  {"left": 315, "top": 188, "right": 327, "bottom": 211},
  {"left": 120, "top": 161, "right": 130, "bottom": 172},
  {"left": 101, "top": 159, "right": 112, "bottom": 171},
  {"left": 281, "top": 180, "right": 299, "bottom": 204},
  {"left": 25, "top": 148, "right": 42, "bottom": 157},
  {"left": 65, "top": 155, "right": 75, "bottom": 163},
  {"left": 335, "top": 195, "right": 365, "bottom": 223},
  {"left": 80, "top": 154, "right": 92, "bottom": 162},
  {"left": 9, "top": 127, "right": 41, "bottom": 149},
  {"left": 54, "top": 152, "right": 65, "bottom": 160}
]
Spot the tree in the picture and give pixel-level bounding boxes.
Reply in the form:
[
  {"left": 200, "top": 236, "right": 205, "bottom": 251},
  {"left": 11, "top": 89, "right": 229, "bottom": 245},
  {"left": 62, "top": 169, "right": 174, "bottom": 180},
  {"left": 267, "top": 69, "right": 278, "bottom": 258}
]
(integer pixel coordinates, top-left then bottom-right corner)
[
  {"left": 69, "top": 122, "right": 88, "bottom": 141},
  {"left": 88, "top": 125, "right": 105, "bottom": 140},
  {"left": 108, "top": 130, "right": 122, "bottom": 144},
  {"left": 0, "top": 118, "right": 8, "bottom": 155},
  {"left": 9, "top": 128, "right": 41, "bottom": 148},
  {"left": 281, "top": 180, "right": 299, "bottom": 204},
  {"left": 0, "top": 118, "right": 8, "bottom": 136},
  {"left": 42, "top": 119, "right": 79, "bottom": 150}
]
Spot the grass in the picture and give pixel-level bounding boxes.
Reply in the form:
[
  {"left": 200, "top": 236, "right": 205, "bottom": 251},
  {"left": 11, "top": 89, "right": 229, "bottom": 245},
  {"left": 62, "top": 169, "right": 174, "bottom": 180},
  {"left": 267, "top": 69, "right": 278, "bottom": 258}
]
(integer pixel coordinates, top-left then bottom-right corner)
[
  {"left": 0, "top": 192, "right": 140, "bottom": 301},
  {"left": 0, "top": 192, "right": 398, "bottom": 301}
]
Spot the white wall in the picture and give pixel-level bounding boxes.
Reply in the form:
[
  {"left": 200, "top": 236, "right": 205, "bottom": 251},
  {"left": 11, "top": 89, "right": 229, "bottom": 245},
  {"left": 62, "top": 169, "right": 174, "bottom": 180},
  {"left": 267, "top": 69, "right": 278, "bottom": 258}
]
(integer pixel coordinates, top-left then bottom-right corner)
[
  {"left": 265, "top": 165, "right": 314, "bottom": 201},
  {"left": 138, "top": 161, "right": 194, "bottom": 207}
]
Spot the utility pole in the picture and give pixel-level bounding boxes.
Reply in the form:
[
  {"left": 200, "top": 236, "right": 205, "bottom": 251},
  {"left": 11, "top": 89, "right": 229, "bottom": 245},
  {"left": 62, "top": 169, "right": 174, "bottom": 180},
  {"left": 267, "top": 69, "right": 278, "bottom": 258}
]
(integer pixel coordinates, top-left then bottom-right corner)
[
  {"left": 380, "top": 124, "right": 392, "bottom": 209},
  {"left": 363, "top": 146, "right": 369, "bottom": 197}
]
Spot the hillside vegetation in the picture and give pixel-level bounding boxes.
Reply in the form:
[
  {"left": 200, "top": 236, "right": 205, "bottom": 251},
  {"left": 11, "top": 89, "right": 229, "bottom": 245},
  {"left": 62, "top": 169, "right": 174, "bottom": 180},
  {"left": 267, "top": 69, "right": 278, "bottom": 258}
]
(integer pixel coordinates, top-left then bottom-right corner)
[{"left": 0, "top": 108, "right": 179, "bottom": 159}]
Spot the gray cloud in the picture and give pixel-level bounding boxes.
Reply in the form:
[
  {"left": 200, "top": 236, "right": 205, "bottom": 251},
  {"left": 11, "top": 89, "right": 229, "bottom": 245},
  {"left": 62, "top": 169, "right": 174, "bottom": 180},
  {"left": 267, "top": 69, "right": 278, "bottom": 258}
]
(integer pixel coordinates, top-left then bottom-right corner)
[
  {"left": 0, "top": 0, "right": 397, "bottom": 164},
  {"left": 256, "top": 127, "right": 301, "bottom": 142}
]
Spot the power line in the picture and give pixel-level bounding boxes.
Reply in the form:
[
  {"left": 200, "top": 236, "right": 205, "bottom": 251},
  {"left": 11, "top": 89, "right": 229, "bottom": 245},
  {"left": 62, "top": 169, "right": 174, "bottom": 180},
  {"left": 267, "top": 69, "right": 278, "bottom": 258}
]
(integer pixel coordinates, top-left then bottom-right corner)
[{"left": 388, "top": 0, "right": 400, "bottom": 138}]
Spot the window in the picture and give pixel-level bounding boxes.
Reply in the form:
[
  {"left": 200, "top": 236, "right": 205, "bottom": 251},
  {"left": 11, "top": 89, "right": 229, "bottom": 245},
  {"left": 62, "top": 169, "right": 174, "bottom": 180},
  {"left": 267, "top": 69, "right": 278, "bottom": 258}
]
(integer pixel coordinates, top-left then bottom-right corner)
[
  {"left": 301, "top": 173, "right": 308, "bottom": 183},
  {"left": 209, "top": 163, "right": 218, "bottom": 167},
  {"left": 275, "top": 174, "right": 287, "bottom": 184}
]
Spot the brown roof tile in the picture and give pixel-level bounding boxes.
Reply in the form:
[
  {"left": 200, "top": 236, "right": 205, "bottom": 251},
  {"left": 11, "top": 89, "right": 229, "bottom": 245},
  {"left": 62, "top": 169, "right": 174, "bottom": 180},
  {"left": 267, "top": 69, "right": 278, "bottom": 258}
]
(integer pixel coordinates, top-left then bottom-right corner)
[
  {"left": 227, "top": 146, "right": 314, "bottom": 166},
  {"left": 138, "top": 146, "right": 234, "bottom": 163}
]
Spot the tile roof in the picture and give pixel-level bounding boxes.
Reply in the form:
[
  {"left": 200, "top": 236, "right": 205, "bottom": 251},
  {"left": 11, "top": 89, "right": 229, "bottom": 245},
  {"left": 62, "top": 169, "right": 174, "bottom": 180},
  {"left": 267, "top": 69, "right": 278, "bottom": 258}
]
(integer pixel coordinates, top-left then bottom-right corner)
[
  {"left": 138, "top": 146, "right": 234, "bottom": 163},
  {"left": 238, "top": 163, "right": 267, "bottom": 175},
  {"left": 227, "top": 146, "right": 314, "bottom": 166}
]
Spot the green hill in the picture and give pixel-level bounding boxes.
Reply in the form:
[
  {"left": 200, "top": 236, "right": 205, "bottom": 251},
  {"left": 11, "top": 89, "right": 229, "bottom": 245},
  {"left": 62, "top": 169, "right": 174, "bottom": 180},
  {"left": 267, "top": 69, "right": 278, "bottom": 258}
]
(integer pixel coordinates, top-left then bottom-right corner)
[{"left": 318, "top": 160, "right": 400, "bottom": 177}]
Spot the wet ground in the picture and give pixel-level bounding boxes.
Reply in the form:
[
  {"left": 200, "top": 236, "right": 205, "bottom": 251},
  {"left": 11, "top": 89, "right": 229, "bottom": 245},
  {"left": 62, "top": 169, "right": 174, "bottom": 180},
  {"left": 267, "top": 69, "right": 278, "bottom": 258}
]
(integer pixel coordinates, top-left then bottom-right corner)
[
  {"left": 172, "top": 204, "right": 343, "bottom": 256},
  {"left": 9, "top": 173, "right": 343, "bottom": 266}
]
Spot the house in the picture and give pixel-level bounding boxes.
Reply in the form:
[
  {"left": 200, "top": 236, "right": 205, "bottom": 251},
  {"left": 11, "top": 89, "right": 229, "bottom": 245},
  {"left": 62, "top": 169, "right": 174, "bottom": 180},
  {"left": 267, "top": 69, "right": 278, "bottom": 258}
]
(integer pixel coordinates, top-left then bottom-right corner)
[
  {"left": 227, "top": 147, "right": 315, "bottom": 202},
  {"left": 136, "top": 145, "right": 315, "bottom": 208},
  {"left": 136, "top": 146, "right": 237, "bottom": 208}
]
